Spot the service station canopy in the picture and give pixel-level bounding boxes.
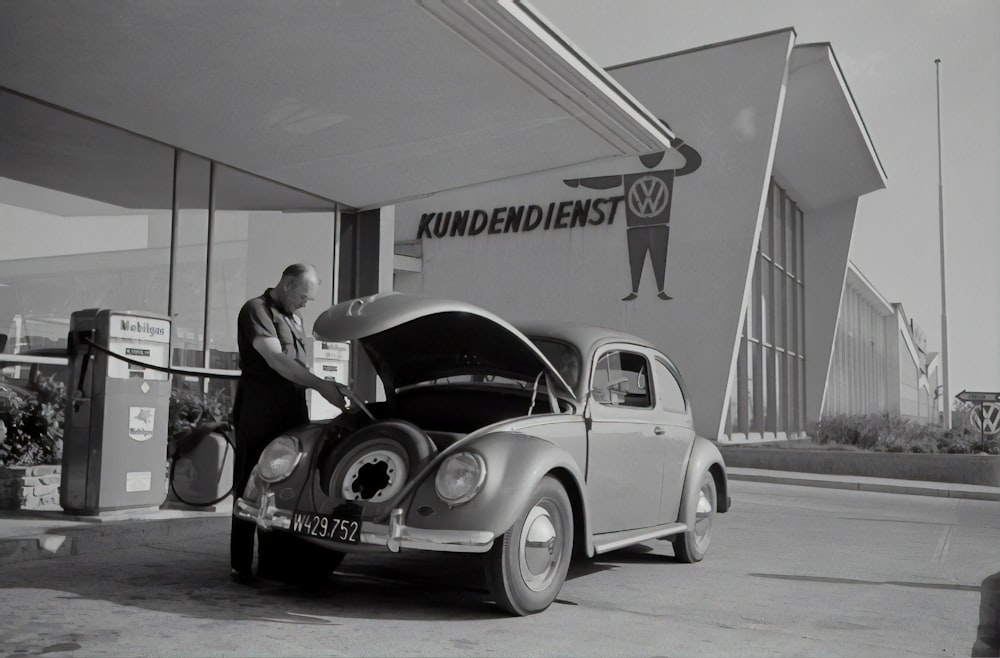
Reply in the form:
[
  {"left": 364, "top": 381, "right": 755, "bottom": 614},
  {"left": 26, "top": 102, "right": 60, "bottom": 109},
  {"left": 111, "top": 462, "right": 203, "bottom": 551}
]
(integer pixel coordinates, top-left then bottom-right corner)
[{"left": 0, "top": 0, "right": 673, "bottom": 211}]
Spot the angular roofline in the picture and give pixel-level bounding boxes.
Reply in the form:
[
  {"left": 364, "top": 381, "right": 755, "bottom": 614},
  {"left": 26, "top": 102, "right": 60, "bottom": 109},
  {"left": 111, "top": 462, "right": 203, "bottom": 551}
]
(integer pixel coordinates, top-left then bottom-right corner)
[
  {"left": 846, "top": 260, "right": 893, "bottom": 312},
  {"left": 606, "top": 27, "right": 798, "bottom": 71},
  {"left": 795, "top": 42, "right": 887, "bottom": 183}
]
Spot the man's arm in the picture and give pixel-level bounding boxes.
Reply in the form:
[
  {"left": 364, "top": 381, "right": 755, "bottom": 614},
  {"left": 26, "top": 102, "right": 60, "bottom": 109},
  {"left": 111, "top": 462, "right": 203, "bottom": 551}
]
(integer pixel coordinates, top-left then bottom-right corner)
[
  {"left": 672, "top": 138, "right": 702, "bottom": 177},
  {"left": 252, "top": 335, "right": 349, "bottom": 410},
  {"left": 563, "top": 175, "right": 623, "bottom": 190}
]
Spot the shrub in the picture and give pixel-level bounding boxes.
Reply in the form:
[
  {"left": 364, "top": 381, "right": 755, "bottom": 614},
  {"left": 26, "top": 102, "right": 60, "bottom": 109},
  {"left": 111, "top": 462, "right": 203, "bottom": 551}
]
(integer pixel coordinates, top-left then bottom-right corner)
[
  {"left": 811, "top": 413, "right": 884, "bottom": 450},
  {"left": 168, "top": 387, "right": 233, "bottom": 440},
  {"left": 940, "top": 428, "right": 977, "bottom": 454},
  {"left": 0, "top": 375, "right": 65, "bottom": 467},
  {"left": 0, "top": 375, "right": 234, "bottom": 467},
  {"left": 808, "top": 413, "right": 989, "bottom": 454}
]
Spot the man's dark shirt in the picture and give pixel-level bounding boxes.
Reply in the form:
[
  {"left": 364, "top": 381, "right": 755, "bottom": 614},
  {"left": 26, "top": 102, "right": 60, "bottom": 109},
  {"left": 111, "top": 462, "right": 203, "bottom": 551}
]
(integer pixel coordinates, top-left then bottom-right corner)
[
  {"left": 231, "top": 288, "right": 314, "bottom": 573},
  {"left": 233, "top": 289, "right": 310, "bottom": 463}
]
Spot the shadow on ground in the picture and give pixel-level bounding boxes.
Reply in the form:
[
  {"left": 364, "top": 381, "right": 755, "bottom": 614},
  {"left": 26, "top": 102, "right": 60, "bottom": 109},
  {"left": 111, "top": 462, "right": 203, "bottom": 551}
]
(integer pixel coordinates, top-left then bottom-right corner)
[{"left": 0, "top": 533, "right": 686, "bottom": 623}]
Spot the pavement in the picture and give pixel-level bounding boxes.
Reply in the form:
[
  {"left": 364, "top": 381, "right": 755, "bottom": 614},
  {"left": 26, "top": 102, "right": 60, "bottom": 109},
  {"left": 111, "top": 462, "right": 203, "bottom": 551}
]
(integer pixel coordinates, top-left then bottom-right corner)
[
  {"left": 0, "top": 499, "right": 235, "bottom": 564},
  {"left": 1, "top": 469, "right": 997, "bottom": 565}
]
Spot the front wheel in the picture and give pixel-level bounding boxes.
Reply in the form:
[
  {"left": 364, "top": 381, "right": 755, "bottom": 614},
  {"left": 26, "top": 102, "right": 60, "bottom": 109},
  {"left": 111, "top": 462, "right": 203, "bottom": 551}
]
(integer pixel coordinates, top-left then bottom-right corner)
[
  {"left": 484, "top": 476, "right": 573, "bottom": 616},
  {"left": 673, "top": 470, "right": 717, "bottom": 563}
]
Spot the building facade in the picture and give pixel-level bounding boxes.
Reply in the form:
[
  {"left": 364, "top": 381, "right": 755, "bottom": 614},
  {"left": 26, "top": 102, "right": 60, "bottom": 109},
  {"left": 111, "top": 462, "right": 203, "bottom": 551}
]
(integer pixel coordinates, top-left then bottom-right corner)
[
  {"left": 0, "top": 1, "right": 669, "bottom": 399},
  {"left": 2, "top": 5, "right": 938, "bottom": 442},
  {"left": 823, "top": 262, "right": 941, "bottom": 424},
  {"left": 393, "top": 29, "right": 888, "bottom": 441}
]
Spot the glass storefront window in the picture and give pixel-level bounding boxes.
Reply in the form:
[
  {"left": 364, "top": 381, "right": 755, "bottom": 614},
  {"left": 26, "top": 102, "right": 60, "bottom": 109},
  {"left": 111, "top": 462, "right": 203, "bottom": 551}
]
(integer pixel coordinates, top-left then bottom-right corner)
[
  {"left": 0, "top": 89, "right": 339, "bottom": 404},
  {"left": 0, "top": 90, "right": 175, "bottom": 354},
  {"left": 729, "top": 180, "right": 806, "bottom": 440}
]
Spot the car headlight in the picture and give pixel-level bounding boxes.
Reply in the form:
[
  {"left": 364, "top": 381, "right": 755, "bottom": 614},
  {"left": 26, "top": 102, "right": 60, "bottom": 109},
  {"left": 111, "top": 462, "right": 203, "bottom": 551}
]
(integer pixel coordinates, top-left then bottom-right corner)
[
  {"left": 242, "top": 465, "right": 264, "bottom": 501},
  {"left": 434, "top": 451, "right": 486, "bottom": 506},
  {"left": 257, "top": 435, "right": 303, "bottom": 483}
]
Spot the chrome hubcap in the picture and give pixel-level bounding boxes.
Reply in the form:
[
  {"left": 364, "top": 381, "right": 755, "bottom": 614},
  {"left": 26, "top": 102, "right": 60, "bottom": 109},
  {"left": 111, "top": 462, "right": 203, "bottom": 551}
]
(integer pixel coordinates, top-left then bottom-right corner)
[
  {"left": 519, "top": 504, "right": 561, "bottom": 592},
  {"left": 693, "top": 483, "right": 714, "bottom": 543}
]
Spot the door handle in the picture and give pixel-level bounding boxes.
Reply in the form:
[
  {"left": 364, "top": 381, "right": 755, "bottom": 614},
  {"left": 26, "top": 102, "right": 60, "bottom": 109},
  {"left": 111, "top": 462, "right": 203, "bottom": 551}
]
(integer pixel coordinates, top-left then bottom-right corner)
[{"left": 653, "top": 426, "right": 665, "bottom": 435}]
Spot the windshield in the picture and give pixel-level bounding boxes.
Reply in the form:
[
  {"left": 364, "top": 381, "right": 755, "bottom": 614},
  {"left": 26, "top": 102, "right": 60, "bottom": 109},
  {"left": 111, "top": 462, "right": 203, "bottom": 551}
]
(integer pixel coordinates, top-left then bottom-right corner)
[
  {"left": 530, "top": 338, "right": 581, "bottom": 391},
  {"left": 406, "top": 373, "right": 531, "bottom": 389}
]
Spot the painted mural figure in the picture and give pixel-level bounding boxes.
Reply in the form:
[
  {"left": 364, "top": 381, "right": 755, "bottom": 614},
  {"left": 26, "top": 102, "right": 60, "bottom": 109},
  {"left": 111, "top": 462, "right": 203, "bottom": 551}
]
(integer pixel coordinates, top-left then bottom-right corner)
[{"left": 564, "top": 130, "right": 701, "bottom": 301}]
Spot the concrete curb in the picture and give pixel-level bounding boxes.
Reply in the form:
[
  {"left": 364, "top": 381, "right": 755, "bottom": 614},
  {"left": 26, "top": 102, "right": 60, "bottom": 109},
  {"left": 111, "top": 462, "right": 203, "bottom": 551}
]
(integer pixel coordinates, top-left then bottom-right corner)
[
  {"left": 728, "top": 467, "right": 1000, "bottom": 501},
  {"left": 0, "top": 510, "right": 230, "bottom": 564}
]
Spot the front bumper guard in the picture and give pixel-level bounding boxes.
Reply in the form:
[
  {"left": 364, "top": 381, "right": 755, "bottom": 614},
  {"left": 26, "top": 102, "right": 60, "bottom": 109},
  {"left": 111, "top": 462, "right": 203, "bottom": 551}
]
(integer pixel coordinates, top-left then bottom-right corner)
[{"left": 235, "top": 494, "right": 495, "bottom": 554}]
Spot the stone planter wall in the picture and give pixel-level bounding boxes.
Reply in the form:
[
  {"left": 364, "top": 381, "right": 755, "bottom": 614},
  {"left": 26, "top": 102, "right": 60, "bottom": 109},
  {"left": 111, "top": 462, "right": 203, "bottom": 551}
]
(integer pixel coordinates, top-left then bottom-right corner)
[
  {"left": 0, "top": 465, "right": 62, "bottom": 511},
  {"left": 720, "top": 447, "right": 1000, "bottom": 487}
]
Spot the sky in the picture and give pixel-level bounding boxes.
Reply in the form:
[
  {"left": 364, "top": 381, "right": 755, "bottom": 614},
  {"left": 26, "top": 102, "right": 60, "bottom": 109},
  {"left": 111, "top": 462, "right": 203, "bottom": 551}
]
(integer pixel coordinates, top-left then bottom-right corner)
[{"left": 533, "top": 0, "right": 1000, "bottom": 403}]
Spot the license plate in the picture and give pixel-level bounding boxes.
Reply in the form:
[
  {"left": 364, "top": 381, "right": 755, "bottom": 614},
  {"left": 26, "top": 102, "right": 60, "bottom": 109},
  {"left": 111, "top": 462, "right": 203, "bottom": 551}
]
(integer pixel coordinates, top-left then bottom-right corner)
[{"left": 291, "top": 512, "right": 361, "bottom": 543}]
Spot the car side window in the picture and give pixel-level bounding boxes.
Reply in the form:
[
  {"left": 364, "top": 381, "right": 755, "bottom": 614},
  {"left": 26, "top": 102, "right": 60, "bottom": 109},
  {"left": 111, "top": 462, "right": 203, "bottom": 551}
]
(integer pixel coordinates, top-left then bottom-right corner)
[
  {"left": 655, "top": 358, "right": 687, "bottom": 413},
  {"left": 591, "top": 351, "right": 652, "bottom": 408}
]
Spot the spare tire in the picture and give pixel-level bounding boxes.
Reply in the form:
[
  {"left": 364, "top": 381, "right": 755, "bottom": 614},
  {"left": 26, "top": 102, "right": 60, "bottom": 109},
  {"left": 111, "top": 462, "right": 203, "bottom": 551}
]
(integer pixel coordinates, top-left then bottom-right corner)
[{"left": 320, "top": 420, "right": 436, "bottom": 517}]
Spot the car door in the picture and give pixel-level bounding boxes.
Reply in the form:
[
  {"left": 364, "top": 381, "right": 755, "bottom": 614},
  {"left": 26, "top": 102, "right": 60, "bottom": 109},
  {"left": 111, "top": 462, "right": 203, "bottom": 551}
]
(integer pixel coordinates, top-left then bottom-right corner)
[
  {"left": 652, "top": 356, "right": 697, "bottom": 522},
  {"left": 585, "top": 347, "right": 666, "bottom": 534}
]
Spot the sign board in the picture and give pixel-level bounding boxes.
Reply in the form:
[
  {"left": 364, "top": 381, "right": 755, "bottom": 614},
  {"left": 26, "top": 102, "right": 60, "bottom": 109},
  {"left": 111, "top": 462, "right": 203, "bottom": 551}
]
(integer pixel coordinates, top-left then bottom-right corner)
[
  {"left": 308, "top": 339, "right": 350, "bottom": 420},
  {"left": 956, "top": 390, "right": 1000, "bottom": 403},
  {"left": 970, "top": 403, "right": 1000, "bottom": 436},
  {"left": 107, "top": 313, "right": 170, "bottom": 380}
]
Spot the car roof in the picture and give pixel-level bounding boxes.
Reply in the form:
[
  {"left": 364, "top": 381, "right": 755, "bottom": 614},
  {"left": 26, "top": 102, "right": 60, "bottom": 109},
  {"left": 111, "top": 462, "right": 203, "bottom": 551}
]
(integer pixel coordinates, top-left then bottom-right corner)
[{"left": 516, "top": 321, "right": 659, "bottom": 356}]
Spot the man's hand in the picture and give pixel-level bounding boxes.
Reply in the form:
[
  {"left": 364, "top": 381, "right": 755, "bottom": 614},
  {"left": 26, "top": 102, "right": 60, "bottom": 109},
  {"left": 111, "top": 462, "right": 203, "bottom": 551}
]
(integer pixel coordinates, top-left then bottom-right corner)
[{"left": 316, "top": 379, "right": 351, "bottom": 412}]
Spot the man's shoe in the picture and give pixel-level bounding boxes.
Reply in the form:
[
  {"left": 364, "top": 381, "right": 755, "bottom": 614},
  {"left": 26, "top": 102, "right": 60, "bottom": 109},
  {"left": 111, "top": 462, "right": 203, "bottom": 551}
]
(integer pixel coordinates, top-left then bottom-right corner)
[
  {"left": 230, "top": 567, "right": 254, "bottom": 584},
  {"left": 657, "top": 291, "right": 672, "bottom": 300},
  {"left": 622, "top": 292, "right": 638, "bottom": 301}
]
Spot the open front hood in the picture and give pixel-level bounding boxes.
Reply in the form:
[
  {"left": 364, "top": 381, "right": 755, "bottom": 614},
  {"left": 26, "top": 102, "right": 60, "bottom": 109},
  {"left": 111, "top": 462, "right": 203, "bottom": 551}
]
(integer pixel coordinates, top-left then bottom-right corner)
[{"left": 313, "top": 293, "right": 574, "bottom": 399}]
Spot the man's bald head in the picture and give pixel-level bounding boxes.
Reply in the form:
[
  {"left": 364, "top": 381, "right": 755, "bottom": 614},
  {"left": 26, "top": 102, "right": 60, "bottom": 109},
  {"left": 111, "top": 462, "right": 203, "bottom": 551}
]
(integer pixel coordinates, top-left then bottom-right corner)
[{"left": 274, "top": 263, "right": 320, "bottom": 313}]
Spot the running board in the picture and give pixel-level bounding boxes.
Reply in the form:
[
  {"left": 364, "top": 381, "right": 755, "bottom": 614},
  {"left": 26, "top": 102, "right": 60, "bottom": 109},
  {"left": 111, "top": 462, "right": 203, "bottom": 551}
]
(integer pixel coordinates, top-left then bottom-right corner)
[{"left": 593, "top": 522, "right": 688, "bottom": 555}]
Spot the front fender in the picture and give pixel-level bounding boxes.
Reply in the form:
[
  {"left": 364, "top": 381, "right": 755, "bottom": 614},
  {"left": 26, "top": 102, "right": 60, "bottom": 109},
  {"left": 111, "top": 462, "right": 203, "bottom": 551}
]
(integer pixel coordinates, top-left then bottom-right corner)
[
  {"left": 404, "top": 431, "right": 588, "bottom": 539},
  {"left": 240, "top": 421, "right": 332, "bottom": 502},
  {"left": 678, "top": 437, "right": 731, "bottom": 527}
]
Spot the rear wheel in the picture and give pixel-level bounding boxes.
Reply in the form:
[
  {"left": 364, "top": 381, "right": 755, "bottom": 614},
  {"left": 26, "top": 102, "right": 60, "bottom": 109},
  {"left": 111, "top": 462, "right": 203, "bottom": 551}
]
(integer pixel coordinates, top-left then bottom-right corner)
[
  {"left": 484, "top": 476, "right": 573, "bottom": 615},
  {"left": 673, "top": 470, "right": 717, "bottom": 563}
]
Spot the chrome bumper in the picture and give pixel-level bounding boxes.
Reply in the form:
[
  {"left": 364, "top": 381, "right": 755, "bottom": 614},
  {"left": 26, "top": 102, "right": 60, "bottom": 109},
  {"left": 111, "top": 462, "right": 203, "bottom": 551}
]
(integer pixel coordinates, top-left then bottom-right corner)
[{"left": 234, "top": 493, "right": 495, "bottom": 554}]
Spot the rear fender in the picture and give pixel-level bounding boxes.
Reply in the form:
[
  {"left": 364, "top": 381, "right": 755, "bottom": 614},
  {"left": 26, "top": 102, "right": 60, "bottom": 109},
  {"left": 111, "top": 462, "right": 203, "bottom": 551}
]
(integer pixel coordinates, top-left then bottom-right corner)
[
  {"left": 405, "top": 431, "right": 589, "bottom": 543},
  {"left": 677, "top": 437, "right": 730, "bottom": 527}
]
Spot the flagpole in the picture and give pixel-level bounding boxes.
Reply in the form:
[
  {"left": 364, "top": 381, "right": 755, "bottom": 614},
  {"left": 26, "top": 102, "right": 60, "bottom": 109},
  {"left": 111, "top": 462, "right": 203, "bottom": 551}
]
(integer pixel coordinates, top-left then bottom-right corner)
[{"left": 935, "top": 59, "right": 951, "bottom": 429}]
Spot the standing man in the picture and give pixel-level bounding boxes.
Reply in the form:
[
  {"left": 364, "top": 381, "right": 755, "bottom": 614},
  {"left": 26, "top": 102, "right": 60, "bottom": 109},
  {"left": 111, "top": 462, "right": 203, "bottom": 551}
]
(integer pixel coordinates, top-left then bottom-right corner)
[{"left": 231, "top": 263, "right": 350, "bottom": 579}]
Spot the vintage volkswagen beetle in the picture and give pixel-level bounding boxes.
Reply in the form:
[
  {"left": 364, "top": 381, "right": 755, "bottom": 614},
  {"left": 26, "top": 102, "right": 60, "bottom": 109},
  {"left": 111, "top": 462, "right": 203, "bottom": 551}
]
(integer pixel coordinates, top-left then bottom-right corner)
[{"left": 234, "top": 292, "right": 731, "bottom": 615}]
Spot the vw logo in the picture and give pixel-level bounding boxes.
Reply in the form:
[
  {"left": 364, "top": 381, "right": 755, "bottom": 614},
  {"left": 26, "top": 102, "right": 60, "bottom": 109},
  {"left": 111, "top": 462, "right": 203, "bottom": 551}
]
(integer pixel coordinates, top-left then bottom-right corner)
[
  {"left": 971, "top": 403, "right": 1000, "bottom": 436},
  {"left": 627, "top": 175, "right": 670, "bottom": 218}
]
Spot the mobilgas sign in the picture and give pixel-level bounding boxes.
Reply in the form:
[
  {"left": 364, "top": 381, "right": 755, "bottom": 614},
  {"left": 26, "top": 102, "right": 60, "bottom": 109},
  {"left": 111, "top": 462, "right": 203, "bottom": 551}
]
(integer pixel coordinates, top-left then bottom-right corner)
[{"left": 110, "top": 315, "right": 170, "bottom": 343}]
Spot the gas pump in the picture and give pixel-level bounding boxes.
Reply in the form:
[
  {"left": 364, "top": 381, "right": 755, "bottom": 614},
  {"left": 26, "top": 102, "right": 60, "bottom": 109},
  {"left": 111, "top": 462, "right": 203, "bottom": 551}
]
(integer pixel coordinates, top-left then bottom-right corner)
[
  {"left": 307, "top": 338, "right": 350, "bottom": 420},
  {"left": 60, "top": 309, "right": 171, "bottom": 514}
]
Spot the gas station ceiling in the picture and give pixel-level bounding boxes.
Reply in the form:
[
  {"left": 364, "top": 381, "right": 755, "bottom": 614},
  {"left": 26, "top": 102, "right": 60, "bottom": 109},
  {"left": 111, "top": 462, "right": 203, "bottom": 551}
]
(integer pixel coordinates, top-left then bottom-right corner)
[{"left": 0, "top": 0, "right": 672, "bottom": 211}]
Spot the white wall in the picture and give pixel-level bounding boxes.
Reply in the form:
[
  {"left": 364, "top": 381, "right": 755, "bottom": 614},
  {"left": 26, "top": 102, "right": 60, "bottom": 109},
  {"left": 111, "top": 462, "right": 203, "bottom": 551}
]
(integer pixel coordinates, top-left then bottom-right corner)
[
  {"left": 803, "top": 198, "right": 859, "bottom": 423},
  {"left": 394, "top": 30, "right": 795, "bottom": 438}
]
